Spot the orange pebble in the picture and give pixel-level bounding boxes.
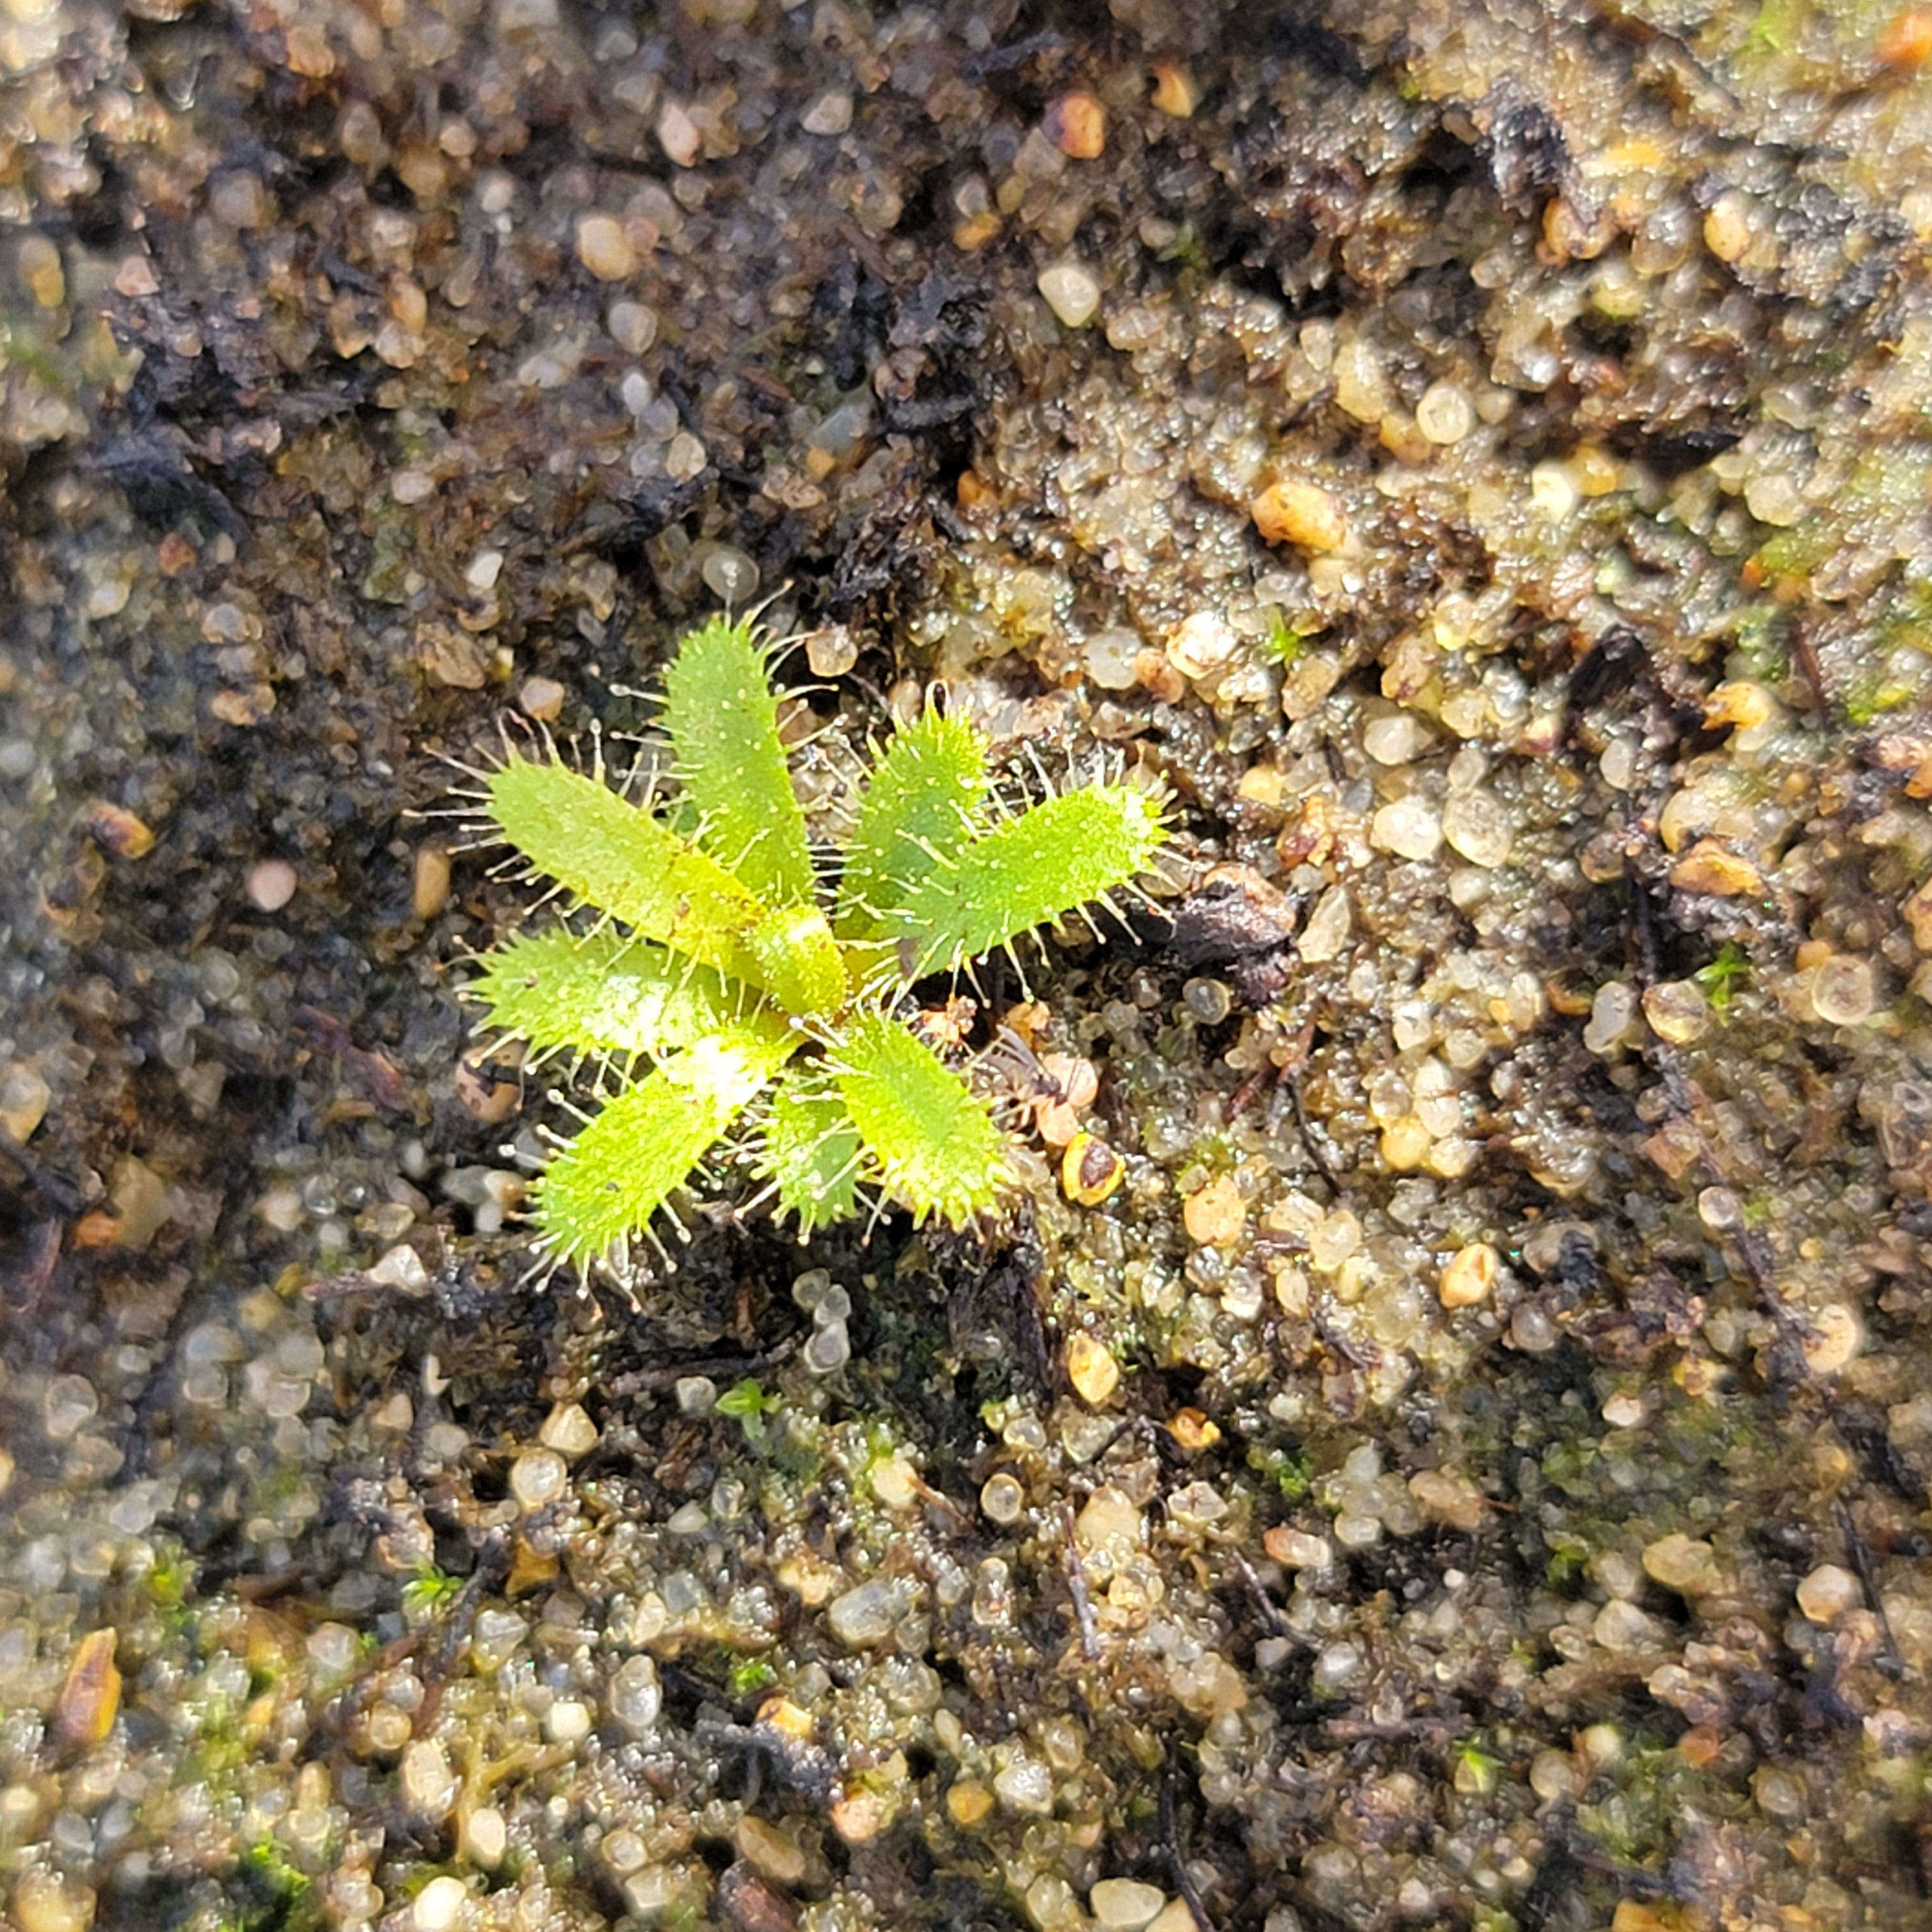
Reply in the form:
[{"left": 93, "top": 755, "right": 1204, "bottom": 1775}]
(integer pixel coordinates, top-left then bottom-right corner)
[{"left": 1878, "top": 8, "right": 1932, "bottom": 67}]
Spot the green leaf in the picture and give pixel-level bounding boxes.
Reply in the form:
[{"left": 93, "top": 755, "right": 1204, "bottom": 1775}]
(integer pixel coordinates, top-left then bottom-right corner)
[
  {"left": 885, "top": 781, "right": 1166, "bottom": 980},
  {"left": 533, "top": 1028, "right": 796, "bottom": 1265},
  {"left": 486, "top": 754, "right": 768, "bottom": 984},
  {"left": 747, "top": 901, "right": 848, "bottom": 1019},
  {"left": 661, "top": 615, "right": 816, "bottom": 908},
  {"left": 835, "top": 709, "right": 989, "bottom": 940},
  {"left": 835, "top": 1009, "right": 1007, "bottom": 1227},
  {"left": 758, "top": 1071, "right": 863, "bottom": 1235},
  {"left": 470, "top": 927, "right": 781, "bottom": 1059}
]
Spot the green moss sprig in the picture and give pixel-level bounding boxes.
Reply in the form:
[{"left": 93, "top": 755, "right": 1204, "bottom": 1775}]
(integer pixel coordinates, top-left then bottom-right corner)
[{"left": 460, "top": 615, "right": 1166, "bottom": 1280}]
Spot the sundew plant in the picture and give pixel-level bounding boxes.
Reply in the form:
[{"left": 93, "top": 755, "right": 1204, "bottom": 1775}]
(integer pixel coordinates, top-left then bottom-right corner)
[{"left": 460, "top": 615, "right": 1166, "bottom": 1282}]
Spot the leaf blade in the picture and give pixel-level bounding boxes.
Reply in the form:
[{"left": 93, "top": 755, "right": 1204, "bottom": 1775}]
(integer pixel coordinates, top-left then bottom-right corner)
[
  {"left": 757, "top": 1071, "right": 863, "bottom": 1237},
  {"left": 835, "top": 1011, "right": 1007, "bottom": 1227},
  {"left": 835, "top": 709, "right": 990, "bottom": 941},
  {"left": 885, "top": 781, "right": 1166, "bottom": 980},
  {"left": 533, "top": 1028, "right": 795, "bottom": 1268},
  {"left": 469, "top": 927, "right": 780, "bottom": 1060},
  {"left": 661, "top": 615, "right": 816, "bottom": 909},
  {"left": 485, "top": 754, "right": 768, "bottom": 983}
]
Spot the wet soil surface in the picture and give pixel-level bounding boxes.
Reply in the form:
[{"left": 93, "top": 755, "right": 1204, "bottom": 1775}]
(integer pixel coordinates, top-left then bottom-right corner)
[{"left": 4, "top": 4, "right": 1932, "bottom": 1930}]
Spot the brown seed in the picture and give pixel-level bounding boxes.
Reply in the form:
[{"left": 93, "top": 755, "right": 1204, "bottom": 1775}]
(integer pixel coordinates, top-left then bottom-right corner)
[
  {"left": 56, "top": 1629, "right": 121, "bottom": 1748},
  {"left": 1149, "top": 63, "right": 1198, "bottom": 118},
  {"left": 79, "top": 801, "right": 155, "bottom": 859},
  {"left": 1043, "top": 92, "right": 1106, "bottom": 159},
  {"left": 412, "top": 845, "right": 451, "bottom": 921},
  {"left": 1062, "top": 1131, "right": 1124, "bottom": 1205}
]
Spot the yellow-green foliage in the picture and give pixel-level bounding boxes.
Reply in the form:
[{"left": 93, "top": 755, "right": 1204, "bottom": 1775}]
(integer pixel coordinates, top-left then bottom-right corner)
[{"left": 467, "top": 615, "right": 1166, "bottom": 1275}]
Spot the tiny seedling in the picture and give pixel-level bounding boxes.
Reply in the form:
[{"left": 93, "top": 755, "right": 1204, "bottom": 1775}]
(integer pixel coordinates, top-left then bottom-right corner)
[{"left": 458, "top": 615, "right": 1165, "bottom": 1282}]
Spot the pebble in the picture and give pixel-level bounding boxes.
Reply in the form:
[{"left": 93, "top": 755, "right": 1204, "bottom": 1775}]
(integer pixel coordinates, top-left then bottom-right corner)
[
  {"left": 1084, "top": 627, "right": 1141, "bottom": 689},
  {"left": 1592, "top": 1598, "right": 1662, "bottom": 1654},
  {"left": 1529, "top": 1749, "right": 1579, "bottom": 1803},
  {"left": 1437, "top": 1242, "right": 1498, "bottom": 1308},
  {"left": 993, "top": 1753, "right": 1054, "bottom": 1815},
  {"left": 575, "top": 214, "right": 637, "bottom": 282},
  {"left": 1166, "top": 611, "right": 1237, "bottom": 678},
  {"left": 805, "top": 626, "right": 859, "bottom": 677},
  {"left": 412, "top": 845, "right": 451, "bottom": 921},
  {"left": 1044, "top": 92, "right": 1106, "bottom": 159},
  {"left": 1038, "top": 260, "right": 1102, "bottom": 328},
  {"left": 736, "top": 1816, "right": 807, "bottom": 1887},
  {"left": 463, "top": 1807, "right": 506, "bottom": 1869},
  {"left": 657, "top": 99, "right": 702, "bottom": 167},
  {"left": 827, "top": 1577, "right": 907, "bottom": 1648},
  {"left": 1641, "top": 980, "right": 1709, "bottom": 1045},
  {"left": 1669, "top": 838, "right": 1761, "bottom": 897},
  {"left": 1810, "top": 954, "right": 1875, "bottom": 1026},
  {"left": 801, "top": 89, "right": 853, "bottom": 136},
  {"left": 606, "top": 299, "right": 658, "bottom": 353},
  {"left": 1297, "top": 884, "right": 1350, "bottom": 962},
  {"left": 539, "top": 1403, "right": 599, "bottom": 1457},
  {"left": 1583, "top": 981, "right": 1635, "bottom": 1054},
  {"left": 1641, "top": 1533, "right": 1721, "bottom": 1596},
  {"left": 509, "top": 1448, "right": 568, "bottom": 1510},
  {"left": 1441, "top": 792, "right": 1513, "bottom": 867},
  {"left": 1262, "top": 1525, "right": 1331, "bottom": 1569},
  {"left": 608, "top": 1654, "right": 661, "bottom": 1734},
  {"left": 1795, "top": 1562, "right": 1861, "bottom": 1624},
  {"left": 10, "top": 1871, "right": 95, "bottom": 1932},
  {"left": 1149, "top": 62, "right": 1198, "bottom": 117},
  {"left": 1370, "top": 796, "right": 1443, "bottom": 861},
  {"left": 402, "top": 1740, "right": 457, "bottom": 1820},
  {"left": 1362, "top": 714, "right": 1430, "bottom": 765},
  {"left": 0, "top": 1062, "right": 51, "bottom": 1142},
  {"left": 981, "top": 1472, "right": 1026, "bottom": 1524},
  {"left": 544, "top": 1698, "right": 592, "bottom": 1744},
  {"left": 1182, "top": 1173, "right": 1246, "bottom": 1247},
  {"left": 19, "top": 231, "right": 65, "bottom": 307},
  {"left": 247, "top": 859, "right": 298, "bottom": 912},
  {"left": 1090, "top": 1879, "right": 1166, "bottom": 1931},
  {"left": 412, "top": 1874, "right": 469, "bottom": 1932},
  {"left": 44, "top": 1374, "right": 99, "bottom": 1440},
  {"left": 1066, "top": 1332, "right": 1121, "bottom": 1405},
  {"left": 1415, "top": 380, "right": 1474, "bottom": 445},
  {"left": 1074, "top": 1486, "right": 1143, "bottom": 1568},
  {"left": 947, "top": 1778, "right": 994, "bottom": 1825},
  {"left": 54, "top": 1630, "right": 121, "bottom": 1748},
  {"left": 1250, "top": 477, "right": 1347, "bottom": 551},
  {"left": 1801, "top": 1303, "right": 1861, "bottom": 1374}
]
